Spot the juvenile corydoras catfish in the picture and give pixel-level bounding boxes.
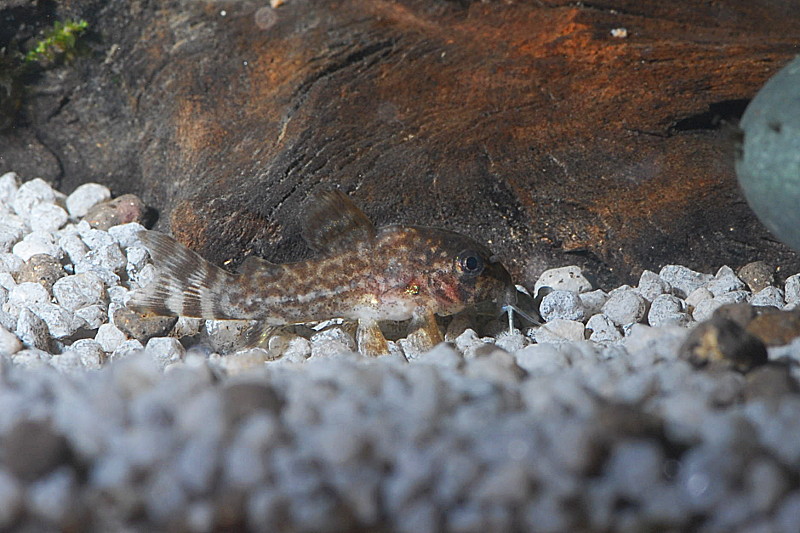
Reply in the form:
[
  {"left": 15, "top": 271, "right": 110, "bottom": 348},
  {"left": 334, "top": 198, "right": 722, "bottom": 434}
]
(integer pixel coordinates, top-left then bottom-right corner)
[{"left": 128, "top": 190, "right": 516, "bottom": 355}]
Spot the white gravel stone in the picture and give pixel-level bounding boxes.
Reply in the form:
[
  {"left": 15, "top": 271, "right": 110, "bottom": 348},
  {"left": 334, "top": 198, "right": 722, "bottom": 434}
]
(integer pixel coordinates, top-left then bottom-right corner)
[
  {"left": 635, "top": 269, "right": 671, "bottom": 302},
  {"left": 29, "top": 302, "right": 84, "bottom": 339},
  {"left": 75, "top": 243, "right": 127, "bottom": 286},
  {"left": 685, "top": 286, "right": 713, "bottom": 308},
  {"left": 692, "top": 298, "right": 724, "bottom": 322},
  {"left": 52, "top": 272, "right": 106, "bottom": 311},
  {"left": 784, "top": 274, "right": 800, "bottom": 304},
  {"left": 658, "top": 265, "right": 713, "bottom": 298},
  {"left": 0, "top": 469, "right": 21, "bottom": 527},
  {"left": 108, "top": 222, "right": 146, "bottom": 248},
  {"left": 750, "top": 286, "right": 784, "bottom": 308},
  {"left": 173, "top": 317, "right": 202, "bottom": 338},
  {"left": 95, "top": 323, "right": 128, "bottom": 352},
  {"left": 76, "top": 223, "right": 116, "bottom": 249},
  {"left": 532, "top": 319, "right": 585, "bottom": 343},
  {"left": 29, "top": 203, "right": 68, "bottom": 233},
  {"left": 514, "top": 343, "right": 569, "bottom": 374},
  {"left": 146, "top": 337, "right": 186, "bottom": 368},
  {"left": 125, "top": 245, "right": 149, "bottom": 275},
  {"left": 579, "top": 289, "right": 609, "bottom": 316},
  {"left": 534, "top": 265, "right": 592, "bottom": 294},
  {"left": 310, "top": 327, "right": 357, "bottom": 358},
  {"left": 74, "top": 304, "right": 108, "bottom": 330},
  {"left": 58, "top": 233, "right": 89, "bottom": 265},
  {"left": 282, "top": 336, "right": 312, "bottom": 362},
  {"left": 602, "top": 288, "right": 647, "bottom": 326},
  {"left": 12, "top": 178, "right": 57, "bottom": 218},
  {"left": 0, "top": 324, "right": 22, "bottom": 355},
  {"left": 68, "top": 339, "right": 105, "bottom": 369},
  {"left": 586, "top": 313, "right": 622, "bottom": 343},
  {"left": 648, "top": 294, "right": 692, "bottom": 328},
  {"left": 0, "top": 272, "right": 16, "bottom": 290},
  {"left": 0, "top": 223, "right": 23, "bottom": 252},
  {"left": 204, "top": 319, "right": 252, "bottom": 353},
  {"left": 0, "top": 253, "right": 23, "bottom": 274},
  {"left": 66, "top": 183, "right": 111, "bottom": 218},
  {"left": 12, "top": 231, "right": 62, "bottom": 261},
  {"left": 15, "top": 308, "right": 51, "bottom": 350},
  {"left": 707, "top": 265, "right": 746, "bottom": 296},
  {"left": 0, "top": 172, "right": 19, "bottom": 204},
  {"left": 29, "top": 467, "right": 78, "bottom": 524},
  {"left": 539, "top": 290, "right": 585, "bottom": 322},
  {"left": 111, "top": 338, "right": 145, "bottom": 361},
  {"left": 9, "top": 281, "right": 50, "bottom": 308}
]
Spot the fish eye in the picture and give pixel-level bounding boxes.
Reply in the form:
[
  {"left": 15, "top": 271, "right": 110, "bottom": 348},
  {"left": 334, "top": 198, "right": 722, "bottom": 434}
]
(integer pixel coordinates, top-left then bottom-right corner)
[{"left": 458, "top": 250, "right": 484, "bottom": 276}]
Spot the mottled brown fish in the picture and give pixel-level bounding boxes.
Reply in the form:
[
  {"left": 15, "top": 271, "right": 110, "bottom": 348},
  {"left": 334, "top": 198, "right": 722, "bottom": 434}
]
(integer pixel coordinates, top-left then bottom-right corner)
[{"left": 127, "top": 190, "right": 516, "bottom": 355}]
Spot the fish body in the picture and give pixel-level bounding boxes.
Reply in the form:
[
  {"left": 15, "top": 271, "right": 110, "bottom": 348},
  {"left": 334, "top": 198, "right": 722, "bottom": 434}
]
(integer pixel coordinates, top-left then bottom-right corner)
[{"left": 128, "top": 190, "right": 515, "bottom": 354}]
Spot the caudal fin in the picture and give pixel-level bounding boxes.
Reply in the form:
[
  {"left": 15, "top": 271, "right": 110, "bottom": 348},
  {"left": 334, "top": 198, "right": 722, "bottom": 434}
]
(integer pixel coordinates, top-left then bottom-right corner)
[{"left": 127, "top": 231, "right": 239, "bottom": 319}]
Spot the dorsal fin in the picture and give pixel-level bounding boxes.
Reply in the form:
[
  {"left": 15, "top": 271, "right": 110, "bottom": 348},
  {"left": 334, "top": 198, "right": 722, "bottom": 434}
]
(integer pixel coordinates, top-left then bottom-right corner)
[
  {"left": 301, "top": 189, "right": 376, "bottom": 254},
  {"left": 237, "top": 255, "right": 282, "bottom": 277}
]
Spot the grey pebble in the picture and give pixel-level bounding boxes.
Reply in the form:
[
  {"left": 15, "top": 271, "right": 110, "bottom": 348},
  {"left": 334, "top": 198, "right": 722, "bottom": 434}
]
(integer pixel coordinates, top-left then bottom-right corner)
[
  {"left": 579, "top": 289, "right": 609, "bottom": 316},
  {"left": 12, "top": 178, "right": 57, "bottom": 218},
  {"left": 30, "top": 203, "right": 68, "bottom": 233},
  {"left": 68, "top": 339, "right": 105, "bottom": 369},
  {"left": 784, "top": 274, "right": 800, "bottom": 304},
  {"left": 74, "top": 304, "right": 108, "bottom": 330},
  {"left": 707, "top": 265, "right": 746, "bottom": 296},
  {"left": 515, "top": 344, "right": 569, "bottom": 374},
  {"left": 204, "top": 319, "right": 253, "bottom": 354},
  {"left": 534, "top": 265, "right": 592, "bottom": 294},
  {"left": 58, "top": 233, "right": 88, "bottom": 265},
  {"left": 310, "top": 326, "right": 357, "bottom": 358},
  {"left": 659, "top": 265, "right": 713, "bottom": 298},
  {"left": 648, "top": 294, "right": 692, "bottom": 328},
  {"left": 15, "top": 309, "right": 52, "bottom": 351},
  {"left": 0, "top": 172, "right": 19, "bottom": 204},
  {"left": 0, "top": 469, "right": 21, "bottom": 527},
  {"left": 12, "top": 231, "right": 63, "bottom": 261},
  {"left": 110, "top": 338, "right": 145, "bottom": 361},
  {"left": 0, "top": 324, "right": 22, "bottom": 355},
  {"left": 146, "top": 337, "right": 186, "bottom": 368},
  {"left": 66, "top": 183, "right": 111, "bottom": 218},
  {"left": 95, "top": 323, "right": 128, "bottom": 352},
  {"left": 9, "top": 281, "right": 50, "bottom": 308},
  {"left": 750, "top": 286, "right": 785, "bottom": 308},
  {"left": 113, "top": 306, "right": 177, "bottom": 344},
  {"left": 539, "top": 290, "right": 585, "bottom": 322},
  {"left": 635, "top": 269, "right": 671, "bottom": 302},
  {"left": 29, "top": 302, "right": 84, "bottom": 339},
  {"left": 532, "top": 319, "right": 585, "bottom": 343},
  {"left": 0, "top": 223, "right": 23, "bottom": 252},
  {"left": 602, "top": 288, "right": 647, "bottom": 326},
  {"left": 108, "top": 222, "right": 146, "bottom": 249},
  {"left": 0, "top": 252, "right": 23, "bottom": 274},
  {"left": 586, "top": 313, "right": 622, "bottom": 343},
  {"left": 52, "top": 272, "right": 106, "bottom": 311},
  {"left": 686, "top": 286, "right": 713, "bottom": 308},
  {"left": 75, "top": 243, "right": 127, "bottom": 286}
]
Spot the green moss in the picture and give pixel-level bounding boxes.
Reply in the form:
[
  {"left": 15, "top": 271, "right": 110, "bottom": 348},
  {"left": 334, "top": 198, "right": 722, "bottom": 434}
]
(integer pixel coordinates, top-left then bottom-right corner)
[{"left": 24, "top": 19, "right": 89, "bottom": 65}]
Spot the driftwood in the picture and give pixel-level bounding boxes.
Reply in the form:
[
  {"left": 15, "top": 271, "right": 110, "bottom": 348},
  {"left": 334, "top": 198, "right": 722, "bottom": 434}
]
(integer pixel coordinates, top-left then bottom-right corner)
[{"left": 2, "top": 0, "right": 799, "bottom": 286}]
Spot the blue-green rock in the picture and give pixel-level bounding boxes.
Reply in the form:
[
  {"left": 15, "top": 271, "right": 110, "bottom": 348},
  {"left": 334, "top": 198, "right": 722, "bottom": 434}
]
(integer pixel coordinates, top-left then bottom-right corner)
[{"left": 736, "top": 56, "right": 800, "bottom": 252}]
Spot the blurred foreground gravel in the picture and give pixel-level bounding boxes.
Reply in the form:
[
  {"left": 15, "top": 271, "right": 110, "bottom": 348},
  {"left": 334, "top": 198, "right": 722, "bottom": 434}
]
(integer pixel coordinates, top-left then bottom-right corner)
[{"left": 1, "top": 171, "right": 800, "bottom": 531}]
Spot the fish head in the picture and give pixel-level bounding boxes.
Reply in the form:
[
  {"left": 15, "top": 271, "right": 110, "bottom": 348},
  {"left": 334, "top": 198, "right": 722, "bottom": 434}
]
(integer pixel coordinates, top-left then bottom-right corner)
[{"left": 404, "top": 228, "right": 516, "bottom": 316}]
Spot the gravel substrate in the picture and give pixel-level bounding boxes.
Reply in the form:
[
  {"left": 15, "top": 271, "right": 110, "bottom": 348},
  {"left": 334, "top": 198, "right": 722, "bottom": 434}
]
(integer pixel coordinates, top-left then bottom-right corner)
[{"left": 2, "top": 171, "right": 800, "bottom": 531}]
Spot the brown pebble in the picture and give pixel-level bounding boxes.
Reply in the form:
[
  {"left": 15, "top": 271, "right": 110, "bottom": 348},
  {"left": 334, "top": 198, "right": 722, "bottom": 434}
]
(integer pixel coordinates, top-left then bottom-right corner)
[
  {"left": 712, "top": 302, "right": 758, "bottom": 328},
  {"left": 3, "top": 419, "right": 70, "bottom": 480},
  {"left": 745, "top": 363, "right": 799, "bottom": 404},
  {"left": 679, "top": 314, "right": 767, "bottom": 372},
  {"left": 222, "top": 381, "right": 284, "bottom": 424},
  {"left": 83, "top": 194, "right": 146, "bottom": 230},
  {"left": 113, "top": 306, "right": 177, "bottom": 343},
  {"left": 14, "top": 254, "right": 65, "bottom": 291},
  {"left": 746, "top": 308, "right": 800, "bottom": 347},
  {"left": 737, "top": 261, "right": 774, "bottom": 293}
]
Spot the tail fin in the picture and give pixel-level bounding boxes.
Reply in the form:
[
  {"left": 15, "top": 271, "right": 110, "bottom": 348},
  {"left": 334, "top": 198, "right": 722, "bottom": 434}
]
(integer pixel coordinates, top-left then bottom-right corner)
[{"left": 127, "top": 231, "right": 239, "bottom": 319}]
